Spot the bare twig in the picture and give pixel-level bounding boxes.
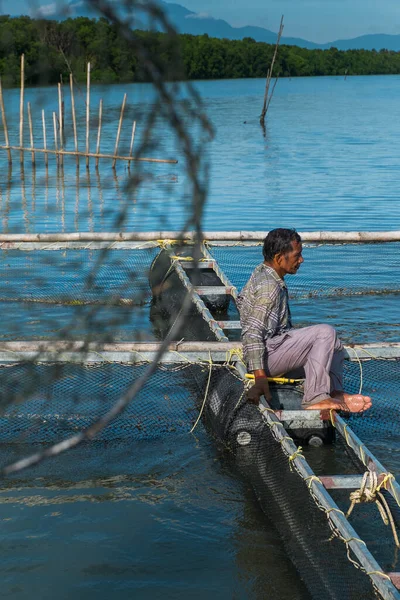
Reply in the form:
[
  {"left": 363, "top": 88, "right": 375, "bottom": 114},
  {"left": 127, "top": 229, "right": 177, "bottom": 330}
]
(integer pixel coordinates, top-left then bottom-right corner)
[
  {"left": 260, "top": 15, "right": 284, "bottom": 127},
  {"left": 1, "top": 0, "right": 213, "bottom": 474}
]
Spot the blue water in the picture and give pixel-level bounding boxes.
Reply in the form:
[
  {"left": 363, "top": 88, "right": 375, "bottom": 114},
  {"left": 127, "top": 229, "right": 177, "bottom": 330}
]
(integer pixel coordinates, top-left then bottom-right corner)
[
  {"left": 2, "top": 75, "right": 400, "bottom": 232},
  {"left": 0, "top": 76, "right": 400, "bottom": 599}
]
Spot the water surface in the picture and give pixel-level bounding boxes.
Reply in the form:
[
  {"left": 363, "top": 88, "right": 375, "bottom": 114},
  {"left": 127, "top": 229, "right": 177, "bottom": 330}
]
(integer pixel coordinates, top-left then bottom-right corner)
[{"left": 0, "top": 76, "right": 399, "bottom": 599}]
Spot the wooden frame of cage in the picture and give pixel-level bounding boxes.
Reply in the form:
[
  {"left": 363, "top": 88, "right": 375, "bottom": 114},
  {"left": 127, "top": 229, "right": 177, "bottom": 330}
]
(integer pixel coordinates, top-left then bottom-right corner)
[{"left": 0, "top": 231, "right": 399, "bottom": 243}]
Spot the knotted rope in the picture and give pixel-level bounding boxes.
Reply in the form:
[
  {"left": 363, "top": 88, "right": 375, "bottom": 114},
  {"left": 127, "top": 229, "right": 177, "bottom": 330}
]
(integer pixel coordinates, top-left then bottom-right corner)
[{"left": 346, "top": 471, "right": 400, "bottom": 547}]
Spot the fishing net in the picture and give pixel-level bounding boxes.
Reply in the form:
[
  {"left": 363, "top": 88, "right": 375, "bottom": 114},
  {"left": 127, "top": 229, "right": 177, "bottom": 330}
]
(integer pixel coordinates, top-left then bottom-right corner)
[
  {"left": 345, "top": 359, "right": 400, "bottom": 469},
  {"left": 208, "top": 242, "right": 400, "bottom": 343},
  {"left": 0, "top": 362, "right": 202, "bottom": 444},
  {"left": 0, "top": 240, "right": 399, "bottom": 599},
  {"left": 0, "top": 246, "right": 159, "bottom": 341},
  {"left": 208, "top": 242, "right": 400, "bottom": 298},
  {"left": 0, "top": 246, "right": 157, "bottom": 304}
]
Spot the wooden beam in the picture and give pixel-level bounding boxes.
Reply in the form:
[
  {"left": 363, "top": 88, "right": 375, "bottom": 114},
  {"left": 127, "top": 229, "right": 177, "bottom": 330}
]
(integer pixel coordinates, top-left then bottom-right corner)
[{"left": 195, "top": 286, "right": 233, "bottom": 295}]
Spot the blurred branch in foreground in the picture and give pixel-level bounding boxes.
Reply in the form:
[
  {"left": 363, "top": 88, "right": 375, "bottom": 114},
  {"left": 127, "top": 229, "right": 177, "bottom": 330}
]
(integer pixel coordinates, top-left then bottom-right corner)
[{"left": 0, "top": 0, "right": 214, "bottom": 474}]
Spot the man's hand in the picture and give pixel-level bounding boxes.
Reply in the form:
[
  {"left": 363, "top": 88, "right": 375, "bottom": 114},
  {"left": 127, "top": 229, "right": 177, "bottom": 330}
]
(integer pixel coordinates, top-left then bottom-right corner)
[{"left": 247, "top": 376, "right": 272, "bottom": 405}]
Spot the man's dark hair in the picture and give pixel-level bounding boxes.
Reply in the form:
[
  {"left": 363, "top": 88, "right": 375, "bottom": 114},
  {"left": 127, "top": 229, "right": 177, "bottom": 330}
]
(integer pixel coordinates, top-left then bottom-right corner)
[{"left": 263, "top": 228, "right": 301, "bottom": 262}]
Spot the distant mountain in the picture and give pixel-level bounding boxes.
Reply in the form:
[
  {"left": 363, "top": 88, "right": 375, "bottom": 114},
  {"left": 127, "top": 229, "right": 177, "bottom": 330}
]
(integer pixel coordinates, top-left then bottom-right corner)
[
  {"left": 320, "top": 34, "right": 400, "bottom": 52},
  {"left": 158, "top": 2, "right": 320, "bottom": 49},
  {"left": 159, "top": 3, "right": 400, "bottom": 51},
  {"left": 23, "top": 0, "right": 400, "bottom": 52}
]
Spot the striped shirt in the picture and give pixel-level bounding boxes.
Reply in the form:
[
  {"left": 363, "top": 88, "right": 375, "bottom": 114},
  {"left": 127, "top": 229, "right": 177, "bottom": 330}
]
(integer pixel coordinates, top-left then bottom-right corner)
[{"left": 236, "top": 263, "right": 292, "bottom": 371}]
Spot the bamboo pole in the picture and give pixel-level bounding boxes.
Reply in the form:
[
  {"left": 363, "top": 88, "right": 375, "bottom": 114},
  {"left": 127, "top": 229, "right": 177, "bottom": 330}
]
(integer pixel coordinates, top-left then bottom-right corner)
[
  {"left": 52, "top": 111, "right": 58, "bottom": 165},
  {"left": 0, "top": 231, "right": 398, "bottom": 243},
  {"left": 60, "top": 75, "right": 65, "bottom": 131},
  {"left": 42, "top": 110, "right": 48, "bottom": 168},
  {"left": 95, "top": 98, "right": 103, "bottom": 169},
  {"left": 112, "top": 93, "right": 127, "bottom": 169},
  {"left": 86, "top": 62, "right": 90, "bottom": 169},
  {"left": 260, "top": 15, "right": 284, "bottom": 126},
  {"left": 128, "top": 120, "right": 136, "bottom": 169},
  {"left": 70, "top": 74, "right": 79, "bottom": 168},
  {"left": 0, "top": 340, "right": 397, "bottom": 358},
  {"left": 19, "top": 54, "right": 25, "bottom": 165},
  {"left": 0, "top": 78, "right": 11, "bottom": 164},
  {"left": 0, "top": 144, "right": 177, "bottom": 164},
  {"left": 58, "top": 82, "right": 63, "bottom": 167},
  {"left": 27, "top": 102, "right": 35, "bottom": 166}
]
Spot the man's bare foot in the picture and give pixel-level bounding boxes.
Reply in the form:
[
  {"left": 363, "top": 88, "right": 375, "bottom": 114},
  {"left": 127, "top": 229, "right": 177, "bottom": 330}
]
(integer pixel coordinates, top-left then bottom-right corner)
[
  {"left": 303, "top": 393, "right": 372, "bottom": 413},
  {"left": 331, "top": 390, "right": 372, "bottom": 412}
]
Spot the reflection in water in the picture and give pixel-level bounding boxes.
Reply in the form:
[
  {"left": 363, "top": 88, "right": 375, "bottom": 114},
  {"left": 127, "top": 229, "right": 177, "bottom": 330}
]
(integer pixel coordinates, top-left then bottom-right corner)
[
  {"left": 74, "top": 168, "right": 79, "bottom": 231},
  {"left": 31, "top": 165, "right": 36, "bottom": 213},
  {"left": 61, "top": 167, "right": 65, "bottom": 231},
  {"left": 20, "top": 163, "right": 30, "bottom": 233},
  {"left": 96, "top": 168, "right": 104, "bottom": 225},
  {"left": 45, "top": 165, "right": 49, "bottom": 213},
  {"left": 86, "top": 168, "right": 94, "bottom": 232},
  {"left": 3, "top": 164, "right": 11, "bottom": 232},
  {"left": 112, "top": 169, "right": 125, "bottom": 230}
]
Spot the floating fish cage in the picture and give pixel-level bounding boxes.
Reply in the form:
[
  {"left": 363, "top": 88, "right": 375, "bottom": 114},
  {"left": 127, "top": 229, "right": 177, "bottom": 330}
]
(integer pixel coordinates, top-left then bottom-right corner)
[{"left": 1, "top": 231, "right": 400, "bottom": 599}]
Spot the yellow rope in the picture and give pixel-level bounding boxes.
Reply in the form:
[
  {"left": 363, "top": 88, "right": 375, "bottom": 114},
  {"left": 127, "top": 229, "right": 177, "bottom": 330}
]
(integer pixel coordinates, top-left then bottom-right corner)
[
  {"left": 259, "top": 406, "right": 276, "bottom": 415},
  {"left": 279, "top": 436, "right": 293, "bottom": 444},
  {"left": 329, "top": 409, "right": 337, "bottom": 427},
  {"left": 190, "top": 353, "right": 213, "bottom": 434},
  {"left": 348, "top": 347, "right": 364, "bottom": 394},
  {"left": 376, "top": 472, "right": 395, "bottom": 492},
  {"left": 157, "top": 239, "right": 181, "bottom": 248},
  {"left": 305, "top": 475, "right": 322, "bottom": 489},
  {"left": 346, "top": 471, "right": 400, "bottom": 548},
  {"left": 325, "top": 507, "right": 345, "bottom": 516},
  {"left": 342, "top": 423, "right": 350, "bottom": 446},
  {"left": 268, "top": 421, "right": 285, "bottom": 430},
  {"left": 344, "top": 536, "right": 367, "bottom": 545},
  {"left": 366, "top": 571, "right": 392, "bottom": 581},
  {"left": 245, "top": 373, "right": 303, "bottom": 384},
  {"left": 226, "top": 348, "right": 246, "bottom": 367},
  {"left": 359, "top": 348, "right": 379, "bottom": 359},
  {"left": 169, "top": 256, "right": 209, "bottom": 262},
  {"left": 288, "top": 446, "right": 305, "bottom": 463}
]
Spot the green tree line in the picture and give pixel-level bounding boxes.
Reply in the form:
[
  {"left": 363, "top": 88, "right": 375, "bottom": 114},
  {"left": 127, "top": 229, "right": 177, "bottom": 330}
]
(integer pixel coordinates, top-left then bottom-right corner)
[{"left": 1, "top": 14, "right": 400, "bottom": 85}]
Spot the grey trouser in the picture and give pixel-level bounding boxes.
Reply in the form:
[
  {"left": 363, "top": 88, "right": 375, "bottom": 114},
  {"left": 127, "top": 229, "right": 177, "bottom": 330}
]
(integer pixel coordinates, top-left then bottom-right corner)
[{"left": 264, "top": 324, "right": 344, "bottom": 405}]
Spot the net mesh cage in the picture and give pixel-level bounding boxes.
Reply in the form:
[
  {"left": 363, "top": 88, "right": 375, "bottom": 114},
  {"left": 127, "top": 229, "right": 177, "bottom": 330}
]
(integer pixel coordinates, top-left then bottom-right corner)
[
  {"left": 0, "top": 238, "right": 400, "bottom": 599},
  {"left": 207, "top": 242, "right": 400, "bottom": 299},
  {"left": 0, "top": 243, "right": 160, "bottom": 340}
]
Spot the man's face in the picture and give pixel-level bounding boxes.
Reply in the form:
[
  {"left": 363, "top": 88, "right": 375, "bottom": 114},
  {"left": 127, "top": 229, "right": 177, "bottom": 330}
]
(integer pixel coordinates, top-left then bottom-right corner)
[{"left": 278, "top": 240, "right": 304, "bottom": 275}]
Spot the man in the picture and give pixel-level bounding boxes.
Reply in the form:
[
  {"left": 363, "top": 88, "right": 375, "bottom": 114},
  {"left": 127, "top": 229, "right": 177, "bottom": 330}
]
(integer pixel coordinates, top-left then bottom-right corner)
[{"left": 237, "top": 228, "right": 372, "bottom": 412}]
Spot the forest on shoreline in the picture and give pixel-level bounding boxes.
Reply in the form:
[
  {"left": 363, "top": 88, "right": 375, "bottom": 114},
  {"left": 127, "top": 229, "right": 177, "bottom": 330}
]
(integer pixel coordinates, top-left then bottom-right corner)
[{"left": 2, "top": 15, "right": 400, "bottom": 86}]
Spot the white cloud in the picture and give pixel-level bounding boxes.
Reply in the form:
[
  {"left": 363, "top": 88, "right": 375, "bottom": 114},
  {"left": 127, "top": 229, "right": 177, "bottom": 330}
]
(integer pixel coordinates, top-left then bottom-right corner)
[
  {"left": 37, "top": 2, "right": 57, "bottom": 16},
  {"left": 185, "top": 12, "right": 212, "bottom": 20}
]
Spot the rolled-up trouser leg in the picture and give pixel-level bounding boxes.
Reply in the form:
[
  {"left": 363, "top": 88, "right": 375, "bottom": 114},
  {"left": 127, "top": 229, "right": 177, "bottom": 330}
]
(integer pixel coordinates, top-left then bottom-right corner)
[{"left": 264, "top": 324, "right": 344, "bottom": 405}]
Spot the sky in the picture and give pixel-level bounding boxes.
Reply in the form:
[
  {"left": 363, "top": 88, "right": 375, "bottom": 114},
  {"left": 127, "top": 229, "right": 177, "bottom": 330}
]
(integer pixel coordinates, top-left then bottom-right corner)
[
  {"left": 178, "top": 0, "right": 400, "bottom": 43},
  {"left": 3, "top": 0, "right": 400, "bottom": 44}
]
